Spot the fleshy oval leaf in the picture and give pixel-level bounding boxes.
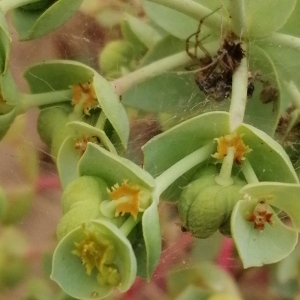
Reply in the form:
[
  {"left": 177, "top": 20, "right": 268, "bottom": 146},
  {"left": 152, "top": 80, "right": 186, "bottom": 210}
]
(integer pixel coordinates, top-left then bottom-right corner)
[
  {"left": 79, "top": 143, "right": 155, "bottom": 190},
  {"left": 241, "top": 182, "right": 300, "bottom": 231},
  {"left": 239, "top": 0, "right": 296, "bottom": 38},
  {"left": 231, "top": 198, "right": 298, "bottom": 268},
  {"left": 136, "top": 194, "right": 161, "bottom": 279},
  {"left": 141, "top": 0, "right": 222, "bottom": 40},
  {"left": 236, "top": 123, "right": 298, "bottom": 183},
  {"left": 57, "top": 121, "right": 117, "bottom": 189},
  {"left": 51, "top": 219, "right": 137, "bottom": 299},
  {"left": 0, "top": 11, "right": 11, "bottom": 74},
  {"left": 143, "top": 111, "right": 230, "bottom": 200},
  {"left": 24, "top": 60, "right": 129, "bottom": 148},
  {"left": 12, "top": 0, "right": 84, "bottom": 40},
  {"left": 123, "top": 13, "right": 162, "bottom": 49}
]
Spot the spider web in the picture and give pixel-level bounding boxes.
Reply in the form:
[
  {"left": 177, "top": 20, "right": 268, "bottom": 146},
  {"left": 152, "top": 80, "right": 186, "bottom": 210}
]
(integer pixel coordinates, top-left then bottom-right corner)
[{"left": 1, "top": 1, "right": 298, "bottom": 300}]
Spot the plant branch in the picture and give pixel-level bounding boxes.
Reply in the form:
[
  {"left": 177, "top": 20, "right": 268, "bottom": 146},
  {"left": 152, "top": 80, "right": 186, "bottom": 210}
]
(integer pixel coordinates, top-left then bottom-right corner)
[
  {"left": 241, "top": 159, "right": 259, "bottom": 184},
  {"left": 144, "top": 0, "right": 226, "bottom": 33},
  {"left": 229, "top": 54, "right": 248, "bottom": 131},
  {"left": 112, "top": 41, "right": 219, "bottom": 95},
  {"left": 0, "top": 0, "right": 40, "bottom": 13},
  {"left": 229, "top": 0, "right": 247, "bottom": 37},
  {"left": 18, "top": 90, "right": 72, "bottom": 114},
  {"left": 154, "top": 142, "right": 214, "bottom": 196}
]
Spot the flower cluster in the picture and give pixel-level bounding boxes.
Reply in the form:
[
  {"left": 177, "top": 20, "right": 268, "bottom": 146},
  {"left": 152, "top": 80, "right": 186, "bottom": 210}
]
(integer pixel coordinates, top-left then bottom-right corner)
[{"left": 143, "top": 111, "right": 300, "bottom": 268}]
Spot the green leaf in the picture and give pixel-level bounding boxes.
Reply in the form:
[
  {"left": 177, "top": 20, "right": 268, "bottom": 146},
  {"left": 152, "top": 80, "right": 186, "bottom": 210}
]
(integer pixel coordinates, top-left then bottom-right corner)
[
  {"left": 140, "top": 194, "right": 161, "bottom": 279},
  {"left": 123, "top": 72, "right": 201, "bottom": 114},
  {"left": 0, "top": 71, "right": 20, "bottom": 140},
  {"left": 0, "top": 11, "right": 11, "bottom": 74},
  {"left": 241, "top": 182, "right": 300, "bottom": 230},
  {"left": 236, "top": 123, "right": 299, "bottom": 183},
  {"left": 143, "top": 111, "right": 230, "bottom": 200},
  {"left": 231, "top": 198, "right": 298, "bottom": 268},
  {"left": 24, "top": 60, "right": 129, "bottom": 148},
  {"left": 0, "top": 108, "right": 17, "bottom": 140},
  {"left": 57, "top": 121, "right": 117, "bottom": 189},
  {"left": 79, "top": 143, "right": 155, "bottom": 190},
  {"left": 122, "top": 14, "right": 162, "bottom": 49},
  {"left": 51, "top": 220, "right": 137, "bottom": 299},
  {"left": 139, "top": 35, "right": 184, "bottom": 66},
  {"left": 241, "top": 0, "right": 296, "bottom": 38},
  {"left": 78, "top": 144, "right": 161, "bottom": 279},
  {"left": 12, "top": 0, "right": 84, "bottom": 40},
  {"left": 141, "top": 0, "right": 221, "bottom": 40},
  {"left": 245, "top": 44, "right": 281, "bottom": 134},
  {"left": 258, "top": 43, "right": 300, "bottom": 113},
  {"left": 279, "top": 0, "right": 300, "bottom": 36}
]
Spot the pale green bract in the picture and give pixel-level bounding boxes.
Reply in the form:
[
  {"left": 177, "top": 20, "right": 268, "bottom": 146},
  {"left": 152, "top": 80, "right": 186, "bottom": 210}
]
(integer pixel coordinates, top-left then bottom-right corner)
[{"left": 231, "top": 183, "right": 300, "bottom": 268}]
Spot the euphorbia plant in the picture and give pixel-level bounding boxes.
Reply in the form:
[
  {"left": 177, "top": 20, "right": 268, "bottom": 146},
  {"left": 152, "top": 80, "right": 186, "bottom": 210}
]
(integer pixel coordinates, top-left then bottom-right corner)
[{"left": 1, "top": 0, "right": 300, "bottom": 299}]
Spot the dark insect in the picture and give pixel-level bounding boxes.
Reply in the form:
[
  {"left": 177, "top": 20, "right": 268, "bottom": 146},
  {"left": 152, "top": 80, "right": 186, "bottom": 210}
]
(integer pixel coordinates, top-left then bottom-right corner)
[{"left": 186, "top": 8, "right": 249, "bottom": 101}]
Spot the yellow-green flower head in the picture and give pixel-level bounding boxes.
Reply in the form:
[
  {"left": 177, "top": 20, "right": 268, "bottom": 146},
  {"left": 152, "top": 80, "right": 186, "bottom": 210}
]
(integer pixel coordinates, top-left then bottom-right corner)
[
  {"left": 231, "top": 182, "right": 300, "bottom": 268},
  {"left": 51, "top": 220, "right": 137, "bottom": 300}
]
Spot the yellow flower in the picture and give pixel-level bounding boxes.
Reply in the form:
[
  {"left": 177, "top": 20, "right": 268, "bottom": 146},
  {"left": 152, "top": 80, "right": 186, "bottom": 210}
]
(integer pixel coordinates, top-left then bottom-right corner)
[
  {"left": 212, "top": 132, "right": 251, "bottom": 164},
  {"left": 72, "top": 82, "right": 99, "bottom": 115},
  {"left": 108, "top": 181, "right": 150, "bottom": 220},
  {"left": 72, "top": 224, "right": 121, "bottom": 286}
]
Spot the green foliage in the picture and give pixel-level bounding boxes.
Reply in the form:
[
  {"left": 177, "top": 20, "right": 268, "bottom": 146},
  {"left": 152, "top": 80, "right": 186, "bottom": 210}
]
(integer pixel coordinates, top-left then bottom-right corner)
[{"left": 2, "top": 0, "right": 300, "bottom": 299}]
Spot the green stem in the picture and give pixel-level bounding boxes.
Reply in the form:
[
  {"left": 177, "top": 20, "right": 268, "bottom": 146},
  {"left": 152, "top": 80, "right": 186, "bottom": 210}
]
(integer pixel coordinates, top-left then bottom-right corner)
[
  {"left": 100, "top": 198, "right": 129, "bottom": 218},
  {"left": 145, "top": 0, "right": 225, "bottom": 33},
  {"left": 283, "top": 80, "right": 300, "bottom": 108},
  {"left": 0, "top": 0, "right": 40, "bottom": 13},
  {"left": 229, "top": 53, "right": 248, "bottom": 131},
  {"left": 112, "top": 41, "right": 219, "bottom": 95},
  {"left": 229, "top": 0, "right": 246, "bottom": 37},
  {"left": 18, "top": 90, "right": 72, "bottom": 114},
  {"left": 214, "top": 147, "right": 234, "bottom": 186},
  {"left": 262, "top": 33, "right": 300, "bottom": 51},
  {"left": 281, "top": 81, "right": 300, "bottom": 137},
  {"left": 95, "top": 111, "right": 107, "bottom": 130},
  {"left": 154, "top": 142, "right": 214, "bottom": 196},
  {"left": 241, "top": 159, "right": 259, "bottom": 184},
  {"left": 119, "top": 215, "right": 141, "bottom": 236}
]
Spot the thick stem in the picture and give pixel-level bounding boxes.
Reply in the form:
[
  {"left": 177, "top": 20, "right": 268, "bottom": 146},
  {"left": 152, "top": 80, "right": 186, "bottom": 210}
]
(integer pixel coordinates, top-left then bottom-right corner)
[
  {"left": 263, "top": 33, "right": 300, "bottom": 51},
  {"left": 229, "top": 54, "right": 248, "bottom": 131},
  {"left": 229, "top": 0, "right": 246, "bottom": 37},
  {"left": 119, "top": 215, "right": 141, "bottom": 236},
  {"left": 145, "top": 0, "right": 225, "bottom": 33},
  {"left": 154, "top": 142, "right": 214, "bottom": 196},
  {"left": 241, "top": 159, "right": 259, "bottom": 184},
  {"left": 0, "top": 0, "right": 40, "bottom": 13},
  {"left": 18, "top": 90, "right": 72, "bottom": 114},
  {"left": 95, "top": 111, "right": 107, "bottom": 130},
  {"left": 214, "top": 147, "right": 234, "bottom": 186},
  {"left": 112, "top": 42, "right": 219, "bottom": 95}
]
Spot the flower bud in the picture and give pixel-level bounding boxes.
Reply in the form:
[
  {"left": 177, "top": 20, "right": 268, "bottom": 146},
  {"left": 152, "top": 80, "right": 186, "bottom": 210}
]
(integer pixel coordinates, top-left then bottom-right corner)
[
  {"left": 57, "top": 176, "right": 109, "bottom": 240},
  {"left": 178, "top": 166, "right": 246, "bottom": 238},
  {"left": 99, "top": 40, "right": 136, "bottom": 78},
  {"left": 37, "top": 106, "right": 73, "bottom": 158}
]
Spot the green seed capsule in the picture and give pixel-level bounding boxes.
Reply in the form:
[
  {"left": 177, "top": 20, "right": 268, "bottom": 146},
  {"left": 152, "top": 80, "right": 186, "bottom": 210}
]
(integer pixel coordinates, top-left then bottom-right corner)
[
  {"left": 61, "top": 176, "right": 109, "bottom": 214},
  {"left": 178, "top": 166, "right": 245, "bottom": 238},
  {"left": 37, "top": 106, "right": 72, "bottom": 151}
]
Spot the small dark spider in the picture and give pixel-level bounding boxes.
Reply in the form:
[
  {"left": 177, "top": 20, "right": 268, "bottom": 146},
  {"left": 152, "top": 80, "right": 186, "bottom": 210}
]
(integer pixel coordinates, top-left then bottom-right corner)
[{"left": 186, "top": 8, "right": 246, "bottom": 101}]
